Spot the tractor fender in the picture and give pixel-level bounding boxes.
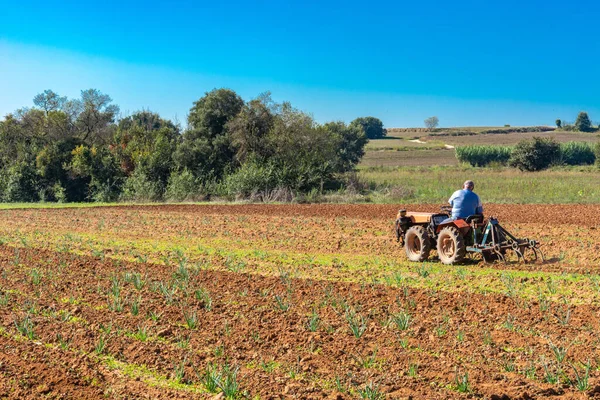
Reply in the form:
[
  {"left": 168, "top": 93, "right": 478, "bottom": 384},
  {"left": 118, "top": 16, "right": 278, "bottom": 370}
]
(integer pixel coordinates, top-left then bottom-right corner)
[{"left": 436, "top": 219, "right": 470, "bottom": 236}]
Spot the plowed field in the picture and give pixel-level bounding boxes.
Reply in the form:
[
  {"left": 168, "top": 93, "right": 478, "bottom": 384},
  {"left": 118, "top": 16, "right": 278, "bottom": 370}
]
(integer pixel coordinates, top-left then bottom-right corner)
[{"left": 0, "top": 204, "right": 600, "bottom": 399}]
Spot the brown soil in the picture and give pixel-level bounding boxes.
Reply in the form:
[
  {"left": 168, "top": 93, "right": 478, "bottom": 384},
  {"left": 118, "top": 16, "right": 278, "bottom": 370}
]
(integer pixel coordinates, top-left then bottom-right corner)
[
  {"left": 3, "top": 203, "right": 598, "bottom": 270},
  {"left": 9, "top": 202, "right": 600, "bottom": 224},
  {"left": 0, "top": 205, "right": 598, "bottom": 398}
]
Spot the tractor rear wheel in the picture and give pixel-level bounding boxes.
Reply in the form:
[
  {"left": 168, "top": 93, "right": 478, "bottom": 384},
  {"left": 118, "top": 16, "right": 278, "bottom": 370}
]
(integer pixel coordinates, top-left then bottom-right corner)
[
  {"left": 405, "top": 226, "right": 431, "bottom": 262},
  {"left": 436, "top": 226, "right": 466, "bottom": 265}
]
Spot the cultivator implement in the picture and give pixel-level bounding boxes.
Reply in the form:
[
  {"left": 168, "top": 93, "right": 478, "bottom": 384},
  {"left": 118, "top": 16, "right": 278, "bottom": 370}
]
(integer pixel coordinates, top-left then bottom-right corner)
[{"left": 468, "top": 217, "right": 544, "bottom": 263}]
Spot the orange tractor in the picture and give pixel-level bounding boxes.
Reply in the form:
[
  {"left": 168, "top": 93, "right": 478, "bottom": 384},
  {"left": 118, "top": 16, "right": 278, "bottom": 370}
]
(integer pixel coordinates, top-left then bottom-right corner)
[{"left": 394, "top": 206, "right": 543, "bottom": 264}]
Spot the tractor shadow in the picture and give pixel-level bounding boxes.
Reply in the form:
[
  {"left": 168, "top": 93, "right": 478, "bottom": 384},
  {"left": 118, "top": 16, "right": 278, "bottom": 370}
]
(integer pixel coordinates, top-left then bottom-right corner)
[
  {"left": 539, "top": 257, "right": 561, "bottom": 265},
  {"left": 449, "top": 255, "right": 562, "bottom": 267}
]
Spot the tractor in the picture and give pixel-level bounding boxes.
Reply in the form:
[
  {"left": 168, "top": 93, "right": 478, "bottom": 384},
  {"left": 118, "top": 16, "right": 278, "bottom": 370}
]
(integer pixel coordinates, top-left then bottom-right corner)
[{"left": 394, "top": 206, "right": 543, "bottom": 264}]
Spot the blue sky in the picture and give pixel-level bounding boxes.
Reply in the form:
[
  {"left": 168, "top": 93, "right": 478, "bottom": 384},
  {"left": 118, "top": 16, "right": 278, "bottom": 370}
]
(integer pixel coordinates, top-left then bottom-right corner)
[{"left": 1, "top": 0, "right": 599, "bottom": 127}]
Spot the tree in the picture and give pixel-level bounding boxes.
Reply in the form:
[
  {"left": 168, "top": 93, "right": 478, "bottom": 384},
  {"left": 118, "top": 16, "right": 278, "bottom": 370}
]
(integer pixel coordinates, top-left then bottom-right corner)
[
  {"left": 322, "top": 121, "right": 368, "bottom": 172},
  {"left": 555, "top": 119, "right": 562, "bottom": 128},
  {"left": 424, "top": 116, "right": 439, "bottom": 130},
  {"left": 350, "top": 117, "right": 386, "bottom": 139},
  {"left": 33, "top": 90, "right": 66, "bottom": 115},
  {"left": 575, "top": 112, "right": 593, "bottom": 132},
  {"left": 2, "top": 161, "right": 41, "bottom": 202},
  {"left": 76, "top": 89, "right": 120, "bottom": 144},
  {"left": 36, "top": 137, "right": 89, "bottom": 202},
  {"left": 226, "top": 102, "right": 341, "bottom": 195},
  {"left": 113, "top": 110, "right": 180, "bottom": 193},
  {"left": 175, "top": 88, "right": 244, "bottom": 180},
  {"left": 0, "top": 86, "right": 378, "bottom": 202},
  {"left": 228, "top": 94, "right": 276, "bottom": 164},
  {"left": 509, "top": 137, "right": 560, "bottom": 171}
]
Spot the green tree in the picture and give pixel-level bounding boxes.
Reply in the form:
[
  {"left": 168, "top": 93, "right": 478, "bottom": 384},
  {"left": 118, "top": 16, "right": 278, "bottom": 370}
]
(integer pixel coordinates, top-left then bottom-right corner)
[
  {"left": 555, "top": 119, "right": 562, "bottom": 128},
  {"left": 69, "top": 145, "right": 124, "bottom": 201},
  {"left": 509, "top": 137, "right": 560, "bottom": 171},
  {"left": 0, "top": 110, "right": 50, "bottom": 200},
  {"left": 33, "top": 90, "right": 67, "bottom": 115},
  {"left": 269, "top": 103, "right": 341, "bottom": 190},
  {"left": 228, "top": 94, "right": 276, "bottom": 165},
  {"left": 350, "top": 117, "right": 386, "bottom": 139},
  {"left": 75, "top": 89, "right": 120, "bottom": 144},
  {"left": 165, "top": 169, "right": 202, "bottom": 202},
  {"left": 322, "top": 121, "right": 368, "bottom": 172},
  {"left": 36, "top": 138, "right": 89, "bottom": 201},
  {"left": 226, "top": 101, "right": 341, "bottom": 196},
  {"left": 2, "top": 161, "right": 41, "bottom": 202},
  {"left": 113, "top": 111, "right": 180, "bottom": 194},
  {"left": 575, "top": 112, "right": 593, "bottom": 132},
  {"left": 175, "top": 88, "right": 244, "bottom": 180}
]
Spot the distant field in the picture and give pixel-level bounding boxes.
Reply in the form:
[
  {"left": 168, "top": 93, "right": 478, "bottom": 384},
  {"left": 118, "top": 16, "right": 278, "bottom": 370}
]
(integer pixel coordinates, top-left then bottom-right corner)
[
  {"left": 360, "top": 127, "right": 599, "bottom": 168},
  {"left": 432, "top": 130, "right": 599, "bottom": 146},
  {"left": 365, "top": 137, "right": 445, "bottom": 150},
  {"left": 360, "top": 148, "right": 458, "bottom": 167},
  {"left": 387, "top": 126, "right": 512, "bottom": 136},
  {"left": 358, "top": 165, "right": 600, "bottom": 203}
]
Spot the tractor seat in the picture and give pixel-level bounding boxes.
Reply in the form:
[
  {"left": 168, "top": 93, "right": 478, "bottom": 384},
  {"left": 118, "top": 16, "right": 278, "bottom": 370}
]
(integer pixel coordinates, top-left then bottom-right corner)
[{"left": 465, "top": 214, "right": 484, "bottom": 224}]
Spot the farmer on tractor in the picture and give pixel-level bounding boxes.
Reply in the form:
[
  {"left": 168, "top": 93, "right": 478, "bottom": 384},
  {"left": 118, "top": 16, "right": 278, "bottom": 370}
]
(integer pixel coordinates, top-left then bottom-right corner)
[
  {"left": 395, "top": 179, "right": 543, "bottom": 264},
  {"left": 447, "top": 180, "right": 483, "bottom": 221}
]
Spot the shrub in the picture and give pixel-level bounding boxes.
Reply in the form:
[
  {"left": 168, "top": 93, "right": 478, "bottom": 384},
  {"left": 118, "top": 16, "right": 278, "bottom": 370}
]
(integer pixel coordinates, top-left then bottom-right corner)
[
  {"left": 224, "top": 161, "right": 297, "bottom": 201},
  {"left": 52, "top": 183, "right": 67, "bottom": 203},
  {"left": 120, "top": 170, "right": 162, "bottom": 202},
  {"left": 559, "top": 142, "right": 595, "bottom": 166},
  {"left": 594, "top": 142, "right": 600, "bottom": 166},
  {"left": 224, "top": 162, "right": 278, "bottom": 199},
  {"left": 344, "top": 172, "right": 369, "bottom": 195},
  {"left": 455, "top": 145, "right": 512, "bottom": 167},
  {"left": 165, "top": 169, "right": 203, "bottom": 202},
  {"left": 2, "top": 162, "right": 40, "bottom": 202},
  {"left": 89, "top": 182, "right": 121, "bottom": 203},
  {"left": 509, "top": 137, "right": 560, "bottom": 171}
]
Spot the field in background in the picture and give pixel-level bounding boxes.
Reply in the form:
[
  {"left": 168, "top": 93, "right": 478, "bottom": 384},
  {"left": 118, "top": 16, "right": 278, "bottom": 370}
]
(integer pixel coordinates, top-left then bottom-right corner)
[
  {"left": 1, "top": 204, "right": 600, "bottom": 398},
  {"left": 361, "top": 127, "right": 599, "bottom": 168},
  {"left": 358, "top": 166, "right": 600, "bottom": 203},
  {"left": 358, "top": 126, "right": 600, "bottom": 204}
]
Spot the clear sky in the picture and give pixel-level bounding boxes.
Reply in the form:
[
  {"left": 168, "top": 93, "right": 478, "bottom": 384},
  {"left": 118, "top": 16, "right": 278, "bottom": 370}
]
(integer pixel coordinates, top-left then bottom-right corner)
[{"left": 1, "top": 0, "right": 599, "bottom": 127}]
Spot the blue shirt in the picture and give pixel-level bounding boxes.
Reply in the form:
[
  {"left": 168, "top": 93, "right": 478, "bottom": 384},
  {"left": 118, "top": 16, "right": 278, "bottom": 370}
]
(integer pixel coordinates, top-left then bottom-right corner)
[{"left": 448, "top": 189, "right": 483, "bottom": 219}]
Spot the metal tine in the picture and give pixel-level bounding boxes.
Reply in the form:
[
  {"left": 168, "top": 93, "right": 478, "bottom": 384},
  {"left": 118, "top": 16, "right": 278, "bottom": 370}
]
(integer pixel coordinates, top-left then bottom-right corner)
[
  {"left": 495, "top": 248, "right": 506, "bottom": 263},
  {"left": 537, "top": 247, "right": 545, "bottom": 262},
  {"left": 514, "top": 248, "right": 525, "bottom": 263}
]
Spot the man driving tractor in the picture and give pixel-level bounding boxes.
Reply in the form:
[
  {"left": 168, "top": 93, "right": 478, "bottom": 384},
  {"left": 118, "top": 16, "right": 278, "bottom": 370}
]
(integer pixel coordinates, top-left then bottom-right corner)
[
  {"left": 447, "top": 180, "right": 483, "bottom": 221},
  {"left": 395, "top": 179, "right": 543, "bottom": 264}
]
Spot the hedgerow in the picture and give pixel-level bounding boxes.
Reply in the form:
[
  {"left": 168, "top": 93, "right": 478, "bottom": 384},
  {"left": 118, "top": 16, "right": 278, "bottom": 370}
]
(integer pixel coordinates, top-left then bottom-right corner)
[
  {"left": 456, "top": 140, "right": 598, "bottom": 169},
  {"left": 455, "top": 146, "right": 512, "bottom": 167}
]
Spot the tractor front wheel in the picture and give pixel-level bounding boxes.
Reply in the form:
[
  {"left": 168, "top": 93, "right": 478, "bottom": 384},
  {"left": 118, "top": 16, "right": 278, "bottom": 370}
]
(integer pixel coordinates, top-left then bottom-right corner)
[
  {"left": 436, "top": 226, "right": 466, "bottom": 265},
  {"left": 405, "top": 226, "right": 431, "bottom": 262}
]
